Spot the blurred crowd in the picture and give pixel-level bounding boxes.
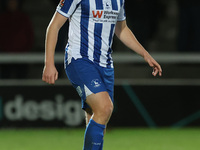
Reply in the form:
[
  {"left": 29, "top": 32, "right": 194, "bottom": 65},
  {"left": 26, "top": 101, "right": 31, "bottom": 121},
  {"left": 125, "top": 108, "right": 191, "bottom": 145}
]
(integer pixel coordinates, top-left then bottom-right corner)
[
  {"left": 125, "top": 0, "right": 200, "bottom": 52},
  {"left": 177, "top": 0, "right": 200, "bottom": 52},
  {"left": 0, "top": 0, "right": 200, "bottom": 79},
  {"left": 0, "top": 0, "right": 34, "bottom": 78}
]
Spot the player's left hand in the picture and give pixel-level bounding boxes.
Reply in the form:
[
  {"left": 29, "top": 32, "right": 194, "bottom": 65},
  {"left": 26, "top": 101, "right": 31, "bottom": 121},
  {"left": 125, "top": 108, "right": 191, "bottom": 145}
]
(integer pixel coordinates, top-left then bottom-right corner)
[{"left": 144, "top": 54, "right": 162, "bottom": 77}]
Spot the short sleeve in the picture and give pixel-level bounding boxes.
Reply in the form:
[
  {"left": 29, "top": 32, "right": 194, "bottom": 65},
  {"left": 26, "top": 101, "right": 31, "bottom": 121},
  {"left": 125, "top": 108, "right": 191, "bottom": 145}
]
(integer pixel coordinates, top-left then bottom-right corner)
[
  {"left": 117, "top": 1, "right": 126, "bottom": 21},
  {"left": 56, "top": 0, "right": 81, "bottom": 18}
]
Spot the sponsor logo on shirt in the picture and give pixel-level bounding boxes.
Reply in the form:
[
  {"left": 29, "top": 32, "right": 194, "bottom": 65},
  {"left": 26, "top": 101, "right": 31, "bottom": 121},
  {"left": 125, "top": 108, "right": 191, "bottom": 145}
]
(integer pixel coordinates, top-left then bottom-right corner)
[
  {"left": 92, "top": 10, "right": 119, "bottom": 23},
  {"left": 92, "top": 10, "right": 103, "bottom": 18},
  {"left": 92, "top": 0, "right": 119, "bottom": 22}
]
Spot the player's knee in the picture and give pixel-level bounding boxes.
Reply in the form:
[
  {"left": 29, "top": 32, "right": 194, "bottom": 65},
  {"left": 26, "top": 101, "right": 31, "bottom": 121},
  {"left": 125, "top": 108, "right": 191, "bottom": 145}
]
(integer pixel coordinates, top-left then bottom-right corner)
[
  {"left": 86, "top": 92, "right": 114, "bottom": 123},
  {"left": 92, "top": 101, "right": 113, "bottom": 124},
  {"left": 105, "top": 101, "right": 113, "bottom": 115},
  {"left": 99, "top": 100, "right": 113, "bottom": 118}
]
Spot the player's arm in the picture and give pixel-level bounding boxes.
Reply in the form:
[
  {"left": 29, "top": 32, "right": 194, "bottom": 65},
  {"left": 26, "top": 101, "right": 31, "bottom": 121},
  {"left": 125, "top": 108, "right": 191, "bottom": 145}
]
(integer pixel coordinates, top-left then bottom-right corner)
[
  {"left": 42, "top": 12, "right": 68, "bottom": 84},
  {"left": 115, "top": 20, "right": 162, "bottom": 76}
]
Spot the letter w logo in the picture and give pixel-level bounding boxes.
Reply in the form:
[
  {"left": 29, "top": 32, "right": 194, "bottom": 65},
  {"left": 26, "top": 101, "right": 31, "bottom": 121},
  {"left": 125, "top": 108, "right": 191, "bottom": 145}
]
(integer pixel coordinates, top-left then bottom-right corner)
[{"left": 92, "top": 10, "right": 103, "bottom": 18}]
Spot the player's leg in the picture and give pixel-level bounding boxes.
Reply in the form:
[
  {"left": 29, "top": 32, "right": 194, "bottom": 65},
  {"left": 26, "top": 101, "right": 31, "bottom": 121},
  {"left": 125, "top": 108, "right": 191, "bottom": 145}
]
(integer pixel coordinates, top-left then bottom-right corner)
[
  {"left": 85, "top": 107, "right": 106, "bottom": 150},
  {"left": 85, "top": 108, "right": 93, "bottom": 125},
  {"left": 85, "top": 107, "right": 107, "bottom": 133},
  {"left": 65, "top": 58, "right": 114, "bottom": 150},
  {"left": 86, "top": 91, "right": 113, "bottom": 124},
  {"left": 83, "top": 91, "right": 113, "bottom": 150}
]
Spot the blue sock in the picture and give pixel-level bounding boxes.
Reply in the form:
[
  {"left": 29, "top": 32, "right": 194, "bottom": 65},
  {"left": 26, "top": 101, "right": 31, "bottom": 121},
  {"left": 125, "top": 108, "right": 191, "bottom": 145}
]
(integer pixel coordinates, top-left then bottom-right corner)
[
  {"left": 99, "top": 140, "right": 104, "bottom": 150},
  {"left": 83, "top": 119, "right": 106, "bottom": 150}
]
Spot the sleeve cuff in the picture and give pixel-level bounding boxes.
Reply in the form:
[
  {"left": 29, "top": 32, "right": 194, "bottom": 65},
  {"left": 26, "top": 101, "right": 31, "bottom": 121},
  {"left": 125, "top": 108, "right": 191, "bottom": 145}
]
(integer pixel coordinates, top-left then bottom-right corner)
[
  {"left": 56, "top": 8, "right": 70, "bottom": 18},
  {"left": 117, "top": 17, "right": 126, "bottom": 22}
]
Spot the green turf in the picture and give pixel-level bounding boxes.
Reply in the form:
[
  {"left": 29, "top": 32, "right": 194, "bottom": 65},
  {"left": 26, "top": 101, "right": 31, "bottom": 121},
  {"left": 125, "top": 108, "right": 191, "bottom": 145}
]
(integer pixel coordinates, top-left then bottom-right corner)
[{"left": 0, "top": 128, "right": 200, "bottom": 150}]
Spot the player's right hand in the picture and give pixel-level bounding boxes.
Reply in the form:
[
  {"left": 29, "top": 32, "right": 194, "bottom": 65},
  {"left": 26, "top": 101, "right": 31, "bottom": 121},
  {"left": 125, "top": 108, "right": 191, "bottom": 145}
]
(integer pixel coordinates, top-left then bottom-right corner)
[{"left": 42, "top": 65, "right": 58, "bottom": 84}]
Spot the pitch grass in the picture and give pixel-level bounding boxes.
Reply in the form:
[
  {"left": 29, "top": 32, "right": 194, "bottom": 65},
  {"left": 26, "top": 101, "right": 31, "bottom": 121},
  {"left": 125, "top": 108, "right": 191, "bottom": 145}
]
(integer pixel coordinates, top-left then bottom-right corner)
[{"left": 0, "top": 128, "right": 200, "bottom": 150}]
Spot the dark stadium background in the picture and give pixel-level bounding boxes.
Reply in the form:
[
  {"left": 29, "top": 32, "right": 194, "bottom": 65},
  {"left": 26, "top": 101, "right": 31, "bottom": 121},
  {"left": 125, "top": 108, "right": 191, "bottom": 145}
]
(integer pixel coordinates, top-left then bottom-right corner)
[
  {"left": 1, "top": 1, "right": 200, "bottom": 150},
  {"left": 0, "top": 0, "right": 200, "bottom": 129}
]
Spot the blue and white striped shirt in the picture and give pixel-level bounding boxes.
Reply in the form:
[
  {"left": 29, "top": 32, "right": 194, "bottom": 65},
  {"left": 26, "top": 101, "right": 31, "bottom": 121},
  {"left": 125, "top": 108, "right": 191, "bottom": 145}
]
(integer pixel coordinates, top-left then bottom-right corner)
[{"left": 57, "top": 0, "right": 126, "bottom": 68}]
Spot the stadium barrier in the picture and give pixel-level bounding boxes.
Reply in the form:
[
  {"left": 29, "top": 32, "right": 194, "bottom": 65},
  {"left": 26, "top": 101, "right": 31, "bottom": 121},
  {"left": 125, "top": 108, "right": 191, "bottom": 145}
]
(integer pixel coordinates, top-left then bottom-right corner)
[{"left": 0, "top": 52, "right": 200, "bottom": 64}]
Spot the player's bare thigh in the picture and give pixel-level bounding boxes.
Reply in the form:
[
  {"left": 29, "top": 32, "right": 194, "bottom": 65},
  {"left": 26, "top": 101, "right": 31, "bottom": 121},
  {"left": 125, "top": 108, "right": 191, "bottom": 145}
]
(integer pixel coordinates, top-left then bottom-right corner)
[{"left": 85, "top": 91, "right": 113, "bottom": 125}]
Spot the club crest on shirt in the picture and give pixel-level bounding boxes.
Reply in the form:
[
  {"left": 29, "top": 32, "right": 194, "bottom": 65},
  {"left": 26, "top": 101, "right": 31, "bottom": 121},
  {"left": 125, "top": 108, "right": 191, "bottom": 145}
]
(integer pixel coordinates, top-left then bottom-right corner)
[
  {"left": 103, "top": 0, "right": 111, "bottom": 10},
  {"left": 91, "top": 79, "right": 101, "bottom": 88},
  {"left": 59, "top": 0, "right": 65, "bottom": 7}
]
